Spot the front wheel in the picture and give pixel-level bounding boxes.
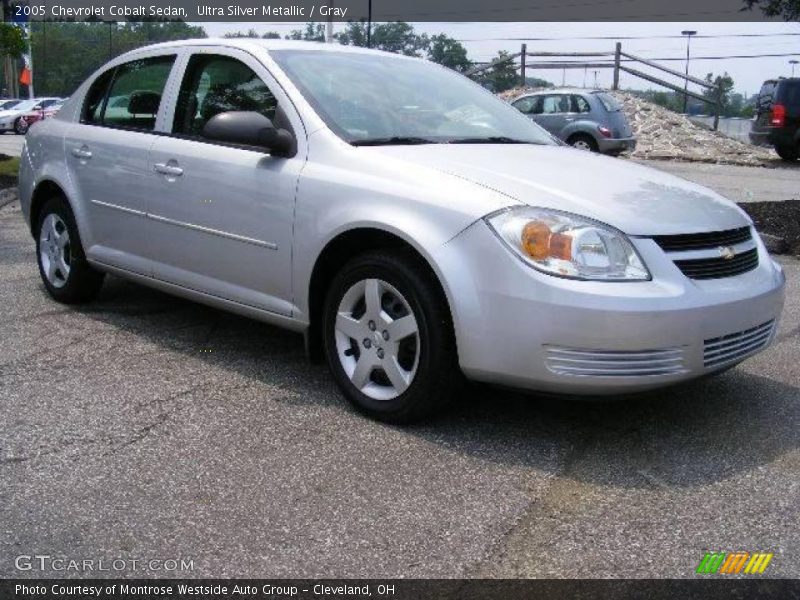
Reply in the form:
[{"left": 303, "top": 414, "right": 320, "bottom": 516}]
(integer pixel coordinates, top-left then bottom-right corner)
[
  {"left": 322, "top": 250, "right": 460, "bottom": 423},
  {"left": 35, "top": 196, "right": 104, "bottom": 303}
]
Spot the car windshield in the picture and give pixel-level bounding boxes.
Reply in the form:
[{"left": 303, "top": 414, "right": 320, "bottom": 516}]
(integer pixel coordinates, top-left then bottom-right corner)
[
  {"left": 270, "top": 49, "right": 554, "bottom": 146},
  {"left": 595, "top": 92, "right": 621, "bottom": 112},
  {"left": 0, "top": 100, "right": 20, "bottom": 110}
]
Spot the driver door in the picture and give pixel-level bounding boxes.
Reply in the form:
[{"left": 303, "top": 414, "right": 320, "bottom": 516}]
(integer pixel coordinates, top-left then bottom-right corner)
[{"left": 147, "top": 48, "right": 305, "bottom": 316}]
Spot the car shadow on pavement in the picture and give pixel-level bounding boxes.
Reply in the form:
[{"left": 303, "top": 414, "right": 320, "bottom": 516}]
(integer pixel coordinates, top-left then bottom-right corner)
[{"left": 75, "top": 275, "right": 799, "bottom": 491}]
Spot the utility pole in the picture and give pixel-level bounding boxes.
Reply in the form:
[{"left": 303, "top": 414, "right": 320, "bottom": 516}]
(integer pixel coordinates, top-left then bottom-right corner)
[
  {"left": 681, "top": 30, "right": 697, "bottom": 114},
  {"left": 612, "top": 42, "right": 621, "bottom": 90},
  {"left": 520, "top": 43, "right": 526, "bottom": 87},
  {"left": 366, "top": 0, "right": 372, "bottom": 48},
  {"left": 325, "top": 0, "right": 334, "bottom": 43},
  {"left": 791, "top": 60, "right": 798, "bottom": 77}
]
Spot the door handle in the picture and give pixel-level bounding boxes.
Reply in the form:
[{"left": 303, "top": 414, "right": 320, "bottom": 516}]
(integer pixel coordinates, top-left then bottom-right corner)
[
  {"left": 71, "top": 146, "right": 92, "bottom": 159},
  {"left": 154, "top": 162, "right": 184, "bottom": 177}
]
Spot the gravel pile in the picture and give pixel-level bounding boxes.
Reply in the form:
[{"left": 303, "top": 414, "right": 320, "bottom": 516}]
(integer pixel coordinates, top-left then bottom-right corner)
[{"left": 500, "top": 87, "right": 777, "bottom": 167}]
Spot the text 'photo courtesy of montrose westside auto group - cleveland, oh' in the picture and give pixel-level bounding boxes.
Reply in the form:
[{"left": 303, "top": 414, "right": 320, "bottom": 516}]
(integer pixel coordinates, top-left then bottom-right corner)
[{"left": 0, "top": 0, "right": 798, "bottom": 598}]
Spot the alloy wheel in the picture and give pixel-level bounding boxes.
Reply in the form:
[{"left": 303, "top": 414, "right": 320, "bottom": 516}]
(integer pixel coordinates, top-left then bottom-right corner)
[
  {"left": 39, "top": 213, "right": 71, "bottom": 288},
  {"left": 334, "top": 278, "right": 420, "bottom": 401}
]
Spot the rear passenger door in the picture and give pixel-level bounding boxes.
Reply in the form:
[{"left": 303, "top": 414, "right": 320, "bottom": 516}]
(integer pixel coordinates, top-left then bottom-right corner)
[
  {"left": 146, "top": 48, "right": 305, "bottom": 317},
  {"left": 65, "top": 53, "right": 178, "bottom": 274}
]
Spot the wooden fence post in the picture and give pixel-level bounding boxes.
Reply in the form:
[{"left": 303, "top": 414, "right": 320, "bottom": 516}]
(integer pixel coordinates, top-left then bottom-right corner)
[
  {"left": 613, "top": 42, "right": 621, "bottom": 90},
  {"left": 520, "top": 43, "right": 526, "bottom": 87}
]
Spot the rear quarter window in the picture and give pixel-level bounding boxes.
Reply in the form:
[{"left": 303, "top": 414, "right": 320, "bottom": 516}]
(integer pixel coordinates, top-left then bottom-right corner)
[
  {"left": 776, "top": 81, "right": 800, "bottom": 108},
  {"left": 595, "top": 93, "right": 620, "bottom": 112}
]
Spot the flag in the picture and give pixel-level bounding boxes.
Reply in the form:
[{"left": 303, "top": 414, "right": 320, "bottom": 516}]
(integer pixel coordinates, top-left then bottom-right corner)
[{"left": 19, "top": 67, "right": 32, "bottom": 86}]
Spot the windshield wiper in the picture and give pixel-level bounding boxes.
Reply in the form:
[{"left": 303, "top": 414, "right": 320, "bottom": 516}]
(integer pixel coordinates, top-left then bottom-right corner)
[
  {"left": 351, "top": 136, "right": 439, "bottom": 146},
  {"left": 447, "top": 136, "right": 535, "bottom": 144}
]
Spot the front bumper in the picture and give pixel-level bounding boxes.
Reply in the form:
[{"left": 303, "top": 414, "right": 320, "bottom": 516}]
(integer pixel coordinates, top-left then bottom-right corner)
[
  {"left": 434, "top": 221, "right": 785, "bottom": 395},
  {"left": 598, "top": 136, "right": 636, "bottom": 154}
]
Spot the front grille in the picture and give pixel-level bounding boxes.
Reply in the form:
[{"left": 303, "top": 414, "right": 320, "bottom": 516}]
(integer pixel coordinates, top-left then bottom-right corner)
[
  {"left": 673, "top": 247, "right": 759, "bottom": 280},
  {"left": 704, "top": 320, "right": 775, "bottom": 368},
  {"left": 544, "top": 346, "right": 687, "bottom": 378},
  {"left": 653, "top": 227, "right": 752, "bottom": 252}
]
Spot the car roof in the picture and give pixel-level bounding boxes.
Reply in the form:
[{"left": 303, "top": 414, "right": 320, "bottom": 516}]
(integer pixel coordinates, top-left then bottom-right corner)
[
  {"left": 122, "top": 38, "right": 411, "bottom": 59},
  {"left": 517, "top": 88, "right": 607, "bottom": 96}
]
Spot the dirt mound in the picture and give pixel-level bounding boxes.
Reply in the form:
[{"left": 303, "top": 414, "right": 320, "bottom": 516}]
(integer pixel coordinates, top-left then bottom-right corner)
[{"left": 500, "top": 87, "right": 777, "bottom": 167}]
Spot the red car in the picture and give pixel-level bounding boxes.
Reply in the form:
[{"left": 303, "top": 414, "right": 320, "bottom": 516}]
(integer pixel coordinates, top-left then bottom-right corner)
[{"left": 19, "top": 99, "right": 65, "bottom": 133}]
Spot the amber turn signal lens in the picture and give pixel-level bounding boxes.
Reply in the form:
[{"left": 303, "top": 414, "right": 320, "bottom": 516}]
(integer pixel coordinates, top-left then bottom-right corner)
[{"left": 521, "top": 221, "right": 572, "bottom": 261}]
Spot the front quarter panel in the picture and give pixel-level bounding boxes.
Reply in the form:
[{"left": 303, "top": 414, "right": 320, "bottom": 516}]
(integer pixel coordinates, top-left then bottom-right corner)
[{"left": 291, "top": 129, "right": 518, "bottom": 323}]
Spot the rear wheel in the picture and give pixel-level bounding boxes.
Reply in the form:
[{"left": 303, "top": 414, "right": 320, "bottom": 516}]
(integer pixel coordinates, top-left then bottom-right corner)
[
  {"left": 775, "top": 143, "right": 799, "bottom": 162},
  {"left": 568, "top": 134, "right": 598, "bottom": 152},
  {"left": 322, "top": 250, "right": 460, "bottom": 423},
  {"left": 35, "top": 196, "right": 104, "bottom": 304}
]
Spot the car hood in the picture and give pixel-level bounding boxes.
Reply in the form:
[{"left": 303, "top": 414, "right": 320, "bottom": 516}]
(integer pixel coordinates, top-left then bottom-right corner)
[
  {"left": 366, "top": 144, "right": 750, "bottom": 236},
  {"left": 0, "top": 109, "right": 22, "bottom": 119}
]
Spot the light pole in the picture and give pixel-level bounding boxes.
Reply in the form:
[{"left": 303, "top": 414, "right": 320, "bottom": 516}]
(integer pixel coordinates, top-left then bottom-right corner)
[
  {"left": 681, "top": 30, "right": 697, "bottom": 114},
  {"left": 791, "top": 60, "right": 799, "bottom": 77}
]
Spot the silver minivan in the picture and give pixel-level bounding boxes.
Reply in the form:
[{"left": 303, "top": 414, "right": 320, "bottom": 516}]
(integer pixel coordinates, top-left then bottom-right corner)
[{"left": 19, "top": 40, "right": 785, "bottom": 422}]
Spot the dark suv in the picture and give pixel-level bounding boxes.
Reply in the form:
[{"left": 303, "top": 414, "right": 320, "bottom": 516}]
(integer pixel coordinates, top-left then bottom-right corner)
[{"left": 749, "top": 78, "right": 800, "bottom": 161}]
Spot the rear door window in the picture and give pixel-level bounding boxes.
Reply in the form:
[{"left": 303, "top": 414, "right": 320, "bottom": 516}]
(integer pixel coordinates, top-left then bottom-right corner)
[
  {"left": 83, "top": 55, "right": 176, "bottom": 131},
  {"left": 572, "top": 95, "right": 591, "bottom": 113}
]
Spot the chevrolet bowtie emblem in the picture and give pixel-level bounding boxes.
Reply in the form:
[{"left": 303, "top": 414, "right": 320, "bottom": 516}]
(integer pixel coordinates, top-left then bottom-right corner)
[{"left": 718, "top": 246, "right": 736, "bottom": 260}]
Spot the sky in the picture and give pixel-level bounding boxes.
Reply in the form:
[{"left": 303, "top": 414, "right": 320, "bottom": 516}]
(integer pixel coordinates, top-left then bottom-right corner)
[{"left": 201, "top": 21, "right": 800, "bottom": 97}]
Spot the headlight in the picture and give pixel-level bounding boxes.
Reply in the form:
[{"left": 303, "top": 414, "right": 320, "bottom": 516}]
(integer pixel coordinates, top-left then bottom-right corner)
[{"left": 485, "top": 207, "right": 650, "bottom": 281}]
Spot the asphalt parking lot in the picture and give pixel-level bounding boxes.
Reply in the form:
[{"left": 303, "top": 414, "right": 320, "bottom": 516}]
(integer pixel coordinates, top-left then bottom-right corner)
[{"left": 1, "top": 198, "right": 798, "bottom": 579}]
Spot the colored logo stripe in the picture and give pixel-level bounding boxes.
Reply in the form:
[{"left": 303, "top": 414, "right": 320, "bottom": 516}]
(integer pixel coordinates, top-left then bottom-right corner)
[{"left": 696, "top": 552, "right": 774, "bottom": 574}]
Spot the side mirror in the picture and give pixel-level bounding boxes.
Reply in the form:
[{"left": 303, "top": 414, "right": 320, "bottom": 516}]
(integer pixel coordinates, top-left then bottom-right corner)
[{"left": 202, "top": 111, "right": 294, "bottom": 157}]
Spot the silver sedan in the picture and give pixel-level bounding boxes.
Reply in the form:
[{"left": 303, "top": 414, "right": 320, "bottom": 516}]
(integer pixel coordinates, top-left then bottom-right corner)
[{"left": 18, "top": 40, "right": 785, "bottom": 422}]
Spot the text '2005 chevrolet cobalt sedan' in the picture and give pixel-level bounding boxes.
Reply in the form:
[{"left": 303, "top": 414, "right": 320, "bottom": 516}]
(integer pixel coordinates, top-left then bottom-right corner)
[{"left": 19, "top": 40, "right": 785, "bottom": 422}]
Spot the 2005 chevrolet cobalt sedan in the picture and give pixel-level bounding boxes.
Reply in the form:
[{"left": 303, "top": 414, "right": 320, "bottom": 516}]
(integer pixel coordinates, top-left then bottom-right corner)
[{"left": 19, "top": 40, "right": 785, "bottom": 422}]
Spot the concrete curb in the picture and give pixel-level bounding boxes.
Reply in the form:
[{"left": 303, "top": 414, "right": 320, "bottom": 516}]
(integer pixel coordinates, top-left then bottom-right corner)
[{"left": 0, "top": 187, "right": 18, "bottom": 210}]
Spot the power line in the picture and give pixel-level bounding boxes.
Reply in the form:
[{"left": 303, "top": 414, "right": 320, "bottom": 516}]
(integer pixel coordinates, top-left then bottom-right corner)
[{"left": 456, "top": 32, "right": 800, "bottom": 42}]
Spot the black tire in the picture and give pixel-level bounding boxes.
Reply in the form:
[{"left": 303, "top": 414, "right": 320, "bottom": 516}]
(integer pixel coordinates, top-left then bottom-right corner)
[
  {"left": 322, "top": 250, "right": 460, "bottom": 423},
  {"left": 14, "top": 117, "right": 28, "bottom": 135},
  {"left": 568, "top": 133, "right": 599, "bottom": 152},
  {"left": 775, "top": 143, "right": 799, "bottom": 162},
  {"left": 35, "top": 196, "right": 104, "bottom": 304}
]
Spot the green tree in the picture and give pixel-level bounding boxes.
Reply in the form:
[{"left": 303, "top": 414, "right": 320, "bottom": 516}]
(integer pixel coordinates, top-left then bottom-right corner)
[
  {"left": 427, "top": 33, "right": 471, "bottom": 72},
  {"left": 702, "top": 72, "right": 735, "bottom": 113},
  {"left": 224, "top": 29, "right": 282, "bottom": 39},
  {"left": 30, "top": 21, "right": 206, "bottom": 97},
  {"left": 524, "top": 76, "right": 553, "bottom": 89},
  {"left": 336, "top": 21, "right": 428, "bottom": 57},
  {"left": 0, "top": 23, "right": 27, "bottom": 59},
  {"left": 477, "top": 51, "right": 519, "bottom": 92},
  {"left": 742, "top": 0, "right": 800, "bottom": 20},
  {"left": 286, "top": 22, "right": 325, "bottom": 42}
]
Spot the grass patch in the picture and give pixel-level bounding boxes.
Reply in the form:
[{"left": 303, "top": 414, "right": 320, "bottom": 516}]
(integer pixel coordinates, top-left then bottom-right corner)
[{"left": 0, "top": 156, "right": 20, "bottom": 179}]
